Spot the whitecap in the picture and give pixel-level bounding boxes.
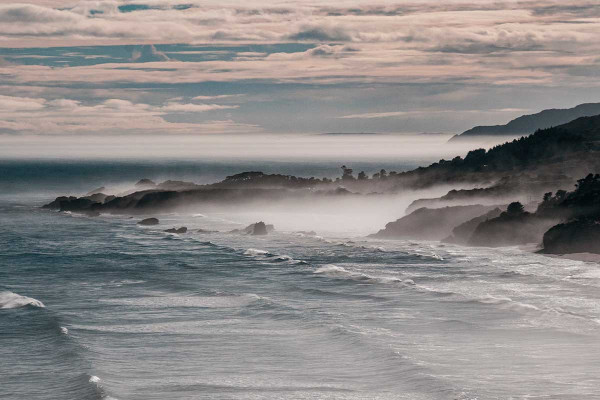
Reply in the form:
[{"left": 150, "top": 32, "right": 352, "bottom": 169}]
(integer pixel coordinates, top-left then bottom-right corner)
[
  {"left": 314, "top": 265, "right": 406, "bottom": 285},
  {"left": 243, "top": 248, "right": 270, "bottom": 256},
  {"left": 0, "top": 291, "right": 45, "bottom": 309},
  {"left": 60, "top": 326, "right": 69, "bottom": 335}
]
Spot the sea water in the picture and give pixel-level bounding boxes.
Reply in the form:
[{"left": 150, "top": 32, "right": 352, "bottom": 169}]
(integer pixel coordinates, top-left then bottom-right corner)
[{"left": 2, "top": 159, "right": 600, "bottom": 399}]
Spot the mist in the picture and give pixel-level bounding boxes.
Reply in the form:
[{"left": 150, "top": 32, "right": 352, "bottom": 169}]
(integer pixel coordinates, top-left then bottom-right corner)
[{"left": 0, "top": 133, "right": 488, "bottom": 162}]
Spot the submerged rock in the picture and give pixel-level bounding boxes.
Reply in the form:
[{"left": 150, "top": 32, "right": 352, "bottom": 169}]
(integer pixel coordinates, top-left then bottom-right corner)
[
  {"left": 164, "top": 227, "right": 187, "bottom": 234},
  {"left": 197, "top": 228, "right": 218, "bottom": 233},
  {"left": 138, "top": 217, "right": 159, "bottom": 226}
]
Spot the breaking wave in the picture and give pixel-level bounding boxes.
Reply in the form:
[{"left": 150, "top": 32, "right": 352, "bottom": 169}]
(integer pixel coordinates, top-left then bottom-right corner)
[
  {"left": 313, "top": 264, "right": 413, "bottom": 285},
  {"left": 0, "top": 291, "right": 45, "bottom": 309}
]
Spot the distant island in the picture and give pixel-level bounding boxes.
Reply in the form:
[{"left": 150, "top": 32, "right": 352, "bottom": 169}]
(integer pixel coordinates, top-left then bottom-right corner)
[
  {"left": 449, "top": 102, "right": 600, "bottom": 141},
  {"left": 44, "top": 113, "right": 600, "bottom": 255}
]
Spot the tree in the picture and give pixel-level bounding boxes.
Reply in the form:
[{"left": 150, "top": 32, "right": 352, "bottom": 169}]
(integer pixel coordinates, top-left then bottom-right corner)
[
  {"left": 357, "top": 171, "right": 367, "bottom": 180},
  {"left": 555, "top": 190, "right": 567, "bottom": 200},
  {"left": 543, "top": 192, "right": 553, "bottom": 202},
  {"left": 506, "top": 201, "right": 525, "bottom": 215},
  {"left": 341, "top": 165, "right": 354, "bottom": 181},
  {"left": 379, "top": 169, "right": 387, "bottom": 179}
]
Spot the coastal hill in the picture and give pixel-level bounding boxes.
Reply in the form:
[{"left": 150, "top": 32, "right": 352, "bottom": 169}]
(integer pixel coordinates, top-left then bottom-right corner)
[
  {"left": 43, "top": 114, "right": 600, "bottom": 216},
  {"left": 449, "top": 103, "right": 600, "bottom": 142},
  {"left": 397, "top": 114, "right": 600, "bottom": 200}
]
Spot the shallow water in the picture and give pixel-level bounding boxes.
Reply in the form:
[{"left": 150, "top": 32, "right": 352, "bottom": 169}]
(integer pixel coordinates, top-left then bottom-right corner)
[{"left": 2, "top": 160, "right": 600, "bottom": 399}]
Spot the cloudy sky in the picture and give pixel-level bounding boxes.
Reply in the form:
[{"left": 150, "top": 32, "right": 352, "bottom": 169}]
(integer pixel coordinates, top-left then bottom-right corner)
[{"left": 1, "top": 0, "right": 600, "bottom": 136}]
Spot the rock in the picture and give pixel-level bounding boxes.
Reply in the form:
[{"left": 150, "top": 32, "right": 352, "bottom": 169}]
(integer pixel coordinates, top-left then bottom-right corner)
[
  {"left": 469, "top": 210, "right": 557, "bottom": 247},
  {"left": 229, "top": 222, "right": 275, "bottom": 235},
  {"left": 138, "top": 217, "right": 159, "bottom": 226},
  {"left": 443, "top": 208, "right": 503, "bottom": 244},
  {"left": 542, "top": 218, "right": 600, "bottom": 254},
  {"left": 84, "top": 193, "right": 109, "bottom": 203},
  {"left": 252, "top": 221, "right": 268, "bottom": 235},
  {"left": 164, "top": 227, "right": 187, "bottom": 234},
  {"left": 371, "top": 205, "right": 496, "bottom": 240}
]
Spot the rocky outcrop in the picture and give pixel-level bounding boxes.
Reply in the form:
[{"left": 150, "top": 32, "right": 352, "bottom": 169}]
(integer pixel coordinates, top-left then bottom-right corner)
[
  {"left": 252, "top": 222, "right": 268, "bottom": 235},
  {"left": 469, "top": 205, "right": 558, "bottom": 247},
  {"left": 197, "top": 228, "right": 218, "bottom": 233},
  {"left": 164, "top": 227, "right": 187, "bottom": 234},
  {"left": 372, "top": 205, "right": 496, "bottom": 240},
  {"left": 230, "top": 222, "right": 275, "bottom": 235},
  {"left": 542, "top": 218, "right": 600, "bottom": 254},
  {"left": 138, "top": 217, "right": 159, "bottom": 226},
  {"left": 444, "top": 208, "right": 502, "bottom": 244}
]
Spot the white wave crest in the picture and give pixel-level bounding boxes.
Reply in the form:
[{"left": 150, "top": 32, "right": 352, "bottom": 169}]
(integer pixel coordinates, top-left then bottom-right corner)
[
  {"left": 475, "top": 295, "right": 540, "bottom": 311},
  {"left": 244, "top": 248, "right": 270, "bottom": 256},
  {"left": 0, "top": 291, "right": 45, "bottom": 309},
  {"left": 313, "top": 264, "right": 407, "bottom": 285}
]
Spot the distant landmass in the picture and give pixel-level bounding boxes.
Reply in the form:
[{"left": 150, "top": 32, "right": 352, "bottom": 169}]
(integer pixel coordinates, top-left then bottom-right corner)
[
  {"left": 43, "top": 114, "right": 600, "bottom": 254},
  {"left": 449, "top": 102, "right": 600, "bottom": 141}
]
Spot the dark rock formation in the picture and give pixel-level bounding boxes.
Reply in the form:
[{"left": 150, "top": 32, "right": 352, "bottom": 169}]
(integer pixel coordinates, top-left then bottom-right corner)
[
  {"left": 372, "top": 205, "right": 496, "bottom": 240},
  {"left": 164, "top": 227, "right": 187, "bottom": 234},
  {"left": 469, "top": 203, "right": 557, "bottom": 247},
  {"left": 444, "top": 208, "right": 502, "bottom": 244},
  {"left": 542, "top": 218, "right": 600, "bottom": 254},
  {"left": 138, "top": 217, "right": 159, "bottom": 226},
  {"left": 229, "top": 222, "right": 275, "bottom": 235},
  {"left": 252, "top": 222, "right": 268, "bottom": 235}
]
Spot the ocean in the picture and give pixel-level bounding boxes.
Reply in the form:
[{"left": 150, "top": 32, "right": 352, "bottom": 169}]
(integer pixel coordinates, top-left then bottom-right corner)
[{"left": 2, "top": 159, "right": 600, "bottom": 400}]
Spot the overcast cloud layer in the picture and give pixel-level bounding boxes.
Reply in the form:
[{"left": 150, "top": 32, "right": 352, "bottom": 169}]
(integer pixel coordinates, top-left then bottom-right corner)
[{"left": 1, "top": 0, "right": 600, "bottom": 135}]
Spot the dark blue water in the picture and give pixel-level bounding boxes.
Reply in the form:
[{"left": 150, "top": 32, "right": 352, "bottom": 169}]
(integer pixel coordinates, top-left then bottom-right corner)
[{"left": 2, "top": 160, "right": 600, "bottom": 399}]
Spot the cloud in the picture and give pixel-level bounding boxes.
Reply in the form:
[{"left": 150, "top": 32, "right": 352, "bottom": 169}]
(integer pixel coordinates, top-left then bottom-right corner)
[
  {"left": 287, "top": 25, "right": 352, "bottom": 41},
  {"left": 160, "top": 102, "right": 237, "bottom": 112},
  {"left": 0, "top": 95, "right": 251, "bottom": 134},
  {"left": 192, "top": 94, "right": 243, "bottom": 100},
  {"left": 1, "top": 0, "right": 600, "bottom": 135},
  {"left": 338, "top": 108, "right": 533, "bottom": 119},
  {"left": 0, "top": 94, "right": 46, "bottom": 111}
]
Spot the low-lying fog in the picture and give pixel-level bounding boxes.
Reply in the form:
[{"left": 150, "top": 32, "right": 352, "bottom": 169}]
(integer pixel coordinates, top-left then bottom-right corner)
[
  {"left": 0, "top": 132, "right": 507, "bottom": 161},
  {"left": 2, "top": 132, "right": 515, "bottom": 236}
]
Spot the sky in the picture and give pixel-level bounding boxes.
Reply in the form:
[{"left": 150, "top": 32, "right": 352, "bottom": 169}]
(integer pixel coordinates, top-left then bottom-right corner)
[{"left": 1, "top": 0, "right": 600, "bottom": 138}]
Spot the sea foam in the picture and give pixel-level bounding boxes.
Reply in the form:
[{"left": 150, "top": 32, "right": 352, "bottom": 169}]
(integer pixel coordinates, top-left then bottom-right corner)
[
  {"left": 0, "top": 291, "right": 45, "bottom": 309},
  {"left": 314, "top": 264, "right": 408, "bottom": 285}
]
